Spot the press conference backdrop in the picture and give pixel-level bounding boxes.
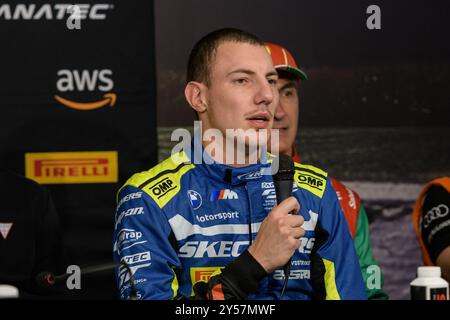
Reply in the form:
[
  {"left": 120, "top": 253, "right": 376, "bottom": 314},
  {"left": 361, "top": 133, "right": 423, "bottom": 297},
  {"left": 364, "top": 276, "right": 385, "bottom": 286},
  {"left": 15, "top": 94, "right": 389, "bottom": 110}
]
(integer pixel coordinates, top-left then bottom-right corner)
[{"left": 0, "top": 1, "right": 157, "bottom": 298}]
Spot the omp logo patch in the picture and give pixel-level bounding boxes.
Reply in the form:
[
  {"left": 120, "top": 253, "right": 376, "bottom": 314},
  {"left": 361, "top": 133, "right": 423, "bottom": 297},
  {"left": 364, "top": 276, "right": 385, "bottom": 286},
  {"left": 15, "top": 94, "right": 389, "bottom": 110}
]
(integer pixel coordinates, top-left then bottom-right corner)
[
  {"left": 190, "top": 267, "right": 222, "bottom": 285},
  {"left": 55, "top": 69, "right": 116, "bottom": 111},
  {"left": 149, "top": 177, "right": 176, "bottom": 199},
  {"left": 137, "top": 160, "right": 194, "bottom": 209},
  {"left": 295, "top": 173, "right": 324, "bottom": 189},
  {"left": 294, "top": 170, "right": 326, "bottom": 198},
  {"left": 25, "top": 151, "right": 117, "bottom": 184}
]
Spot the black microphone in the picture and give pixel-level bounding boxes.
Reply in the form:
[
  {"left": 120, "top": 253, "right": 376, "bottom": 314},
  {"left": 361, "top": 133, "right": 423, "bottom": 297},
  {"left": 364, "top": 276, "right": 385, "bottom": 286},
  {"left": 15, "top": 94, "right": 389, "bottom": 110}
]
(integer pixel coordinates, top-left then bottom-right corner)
[
  {"left": 35, "top": 260, "right": 138, "bottom": 299},
  {"left": 272, "top": 154, "right": 295, "bottom": 299},
  {"left": 273, "top": 154, "right": 295, "bottom": 206}
]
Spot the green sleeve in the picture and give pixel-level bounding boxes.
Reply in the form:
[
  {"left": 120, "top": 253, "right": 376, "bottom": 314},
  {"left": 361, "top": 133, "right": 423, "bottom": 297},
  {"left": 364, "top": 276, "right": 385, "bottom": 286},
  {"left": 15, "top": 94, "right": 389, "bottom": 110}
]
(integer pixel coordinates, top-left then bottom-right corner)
[{"left": 354, "top": 206, "right": 389, "bottom": 300}]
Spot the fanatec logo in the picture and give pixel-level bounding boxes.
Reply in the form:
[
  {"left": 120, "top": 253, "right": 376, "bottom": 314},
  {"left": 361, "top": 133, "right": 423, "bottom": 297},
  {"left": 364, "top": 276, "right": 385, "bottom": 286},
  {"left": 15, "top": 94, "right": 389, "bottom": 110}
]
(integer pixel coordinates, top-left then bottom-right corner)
[{"left": 0, "top": 3, "right": 113, "bottom": 20}]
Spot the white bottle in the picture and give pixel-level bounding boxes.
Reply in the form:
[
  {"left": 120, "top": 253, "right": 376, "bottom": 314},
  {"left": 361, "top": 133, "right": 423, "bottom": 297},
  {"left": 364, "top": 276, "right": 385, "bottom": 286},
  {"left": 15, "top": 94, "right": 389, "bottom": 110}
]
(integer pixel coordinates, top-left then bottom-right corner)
[
  {"left": 0, "top": 285, "right": 19, "bottom": 299},
  {"left": 410, "top": 266, "right": 449, "bottom": 300}
]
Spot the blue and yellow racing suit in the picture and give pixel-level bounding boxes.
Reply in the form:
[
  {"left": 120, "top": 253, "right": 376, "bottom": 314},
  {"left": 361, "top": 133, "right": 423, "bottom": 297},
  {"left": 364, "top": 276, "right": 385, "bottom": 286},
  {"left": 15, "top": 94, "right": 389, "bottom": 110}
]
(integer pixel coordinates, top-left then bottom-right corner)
[{"left": 113, "top": 148, "right": 367, "bottom": 300}]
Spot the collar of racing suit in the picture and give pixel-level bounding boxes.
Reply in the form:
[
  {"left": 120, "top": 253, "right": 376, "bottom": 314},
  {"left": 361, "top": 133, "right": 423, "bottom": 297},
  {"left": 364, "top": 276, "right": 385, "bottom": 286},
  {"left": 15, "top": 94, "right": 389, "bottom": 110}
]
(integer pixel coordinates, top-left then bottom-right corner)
[{"left": 188, "top": 138, "right": 272, "bottom": 186}]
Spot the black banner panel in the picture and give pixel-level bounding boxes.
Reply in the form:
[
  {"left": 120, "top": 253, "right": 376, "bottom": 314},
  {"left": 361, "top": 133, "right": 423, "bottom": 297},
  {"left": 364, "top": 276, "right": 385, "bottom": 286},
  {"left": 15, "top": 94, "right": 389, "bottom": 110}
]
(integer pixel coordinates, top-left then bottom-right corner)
[{"left": 0, "top": 0, "right": 157, "bottom": 298}]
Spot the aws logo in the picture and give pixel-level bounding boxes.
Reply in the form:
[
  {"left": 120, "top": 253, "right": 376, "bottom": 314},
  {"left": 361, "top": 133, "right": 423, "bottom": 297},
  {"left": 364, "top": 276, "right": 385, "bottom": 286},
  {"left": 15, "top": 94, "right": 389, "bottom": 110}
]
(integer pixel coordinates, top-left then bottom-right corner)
[{"left": 55, "top": 69, "right": 116, "bottom": 111}]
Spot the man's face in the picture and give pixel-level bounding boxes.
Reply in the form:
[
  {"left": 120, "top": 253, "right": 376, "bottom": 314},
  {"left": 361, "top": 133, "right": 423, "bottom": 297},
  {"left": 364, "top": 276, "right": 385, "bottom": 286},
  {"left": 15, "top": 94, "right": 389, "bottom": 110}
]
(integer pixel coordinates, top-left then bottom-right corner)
[
  {"left": 203, "top": 42, "right": 279, "bottom": 143},
  {"left": 269, "top": 77, "right": 300, "bottom": 156}
]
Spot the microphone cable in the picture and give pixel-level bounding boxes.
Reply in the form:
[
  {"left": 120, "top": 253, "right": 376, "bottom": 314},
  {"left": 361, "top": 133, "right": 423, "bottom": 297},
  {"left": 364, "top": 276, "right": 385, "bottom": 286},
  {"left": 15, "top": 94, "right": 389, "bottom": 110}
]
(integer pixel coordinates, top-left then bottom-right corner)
[
  {"left": 279, "top": 269, "right": 289, "bottom": 300},
  {"left": 119, "top": 260, "right": 138, "bottom": 300}
]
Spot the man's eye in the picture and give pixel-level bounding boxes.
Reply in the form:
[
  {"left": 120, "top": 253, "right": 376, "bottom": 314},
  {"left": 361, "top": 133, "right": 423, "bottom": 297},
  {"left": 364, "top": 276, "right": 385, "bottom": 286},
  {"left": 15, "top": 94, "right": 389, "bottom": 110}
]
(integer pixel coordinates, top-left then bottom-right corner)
[
  {"left": 281, "top": 89, "right": 294, "bottom": 97},
  {"left": 268, "top": 78, "right": 278, "bottom": 85},
  {"left": 234, "top": 78, "right": 248, "bottom": 84}
]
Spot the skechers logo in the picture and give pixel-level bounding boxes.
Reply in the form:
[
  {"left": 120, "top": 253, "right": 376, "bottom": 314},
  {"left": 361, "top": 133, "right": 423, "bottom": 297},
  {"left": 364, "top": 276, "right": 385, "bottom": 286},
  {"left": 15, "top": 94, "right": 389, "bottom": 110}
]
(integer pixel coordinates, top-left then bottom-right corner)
[
  {"left": 210, "top": 189, "right": 238, "bottom": 201},
  {"left": 179, "top": 241, "right": 249, "bottom": 258},
  {"left": 117, "top": 192, "right": 143, "bottom": 210},
  {"left": 149, "top": 177, "right": 175, "bottom": 199}
]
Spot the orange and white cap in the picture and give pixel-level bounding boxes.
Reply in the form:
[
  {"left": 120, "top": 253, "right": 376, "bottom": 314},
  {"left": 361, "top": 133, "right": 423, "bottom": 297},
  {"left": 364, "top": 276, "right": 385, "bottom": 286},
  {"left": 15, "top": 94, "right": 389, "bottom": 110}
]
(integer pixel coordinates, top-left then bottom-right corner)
[{"left": 265, "top": 42, "right": 308, "bottom": 80}]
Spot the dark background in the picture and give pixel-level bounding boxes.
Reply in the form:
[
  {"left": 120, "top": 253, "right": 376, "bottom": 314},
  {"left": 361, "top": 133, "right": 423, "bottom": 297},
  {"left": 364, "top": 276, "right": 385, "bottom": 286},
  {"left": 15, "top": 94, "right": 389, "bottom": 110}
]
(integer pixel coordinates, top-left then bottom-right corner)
[
  {"left": 0, "top": 0, "right": 157, "bottom": 298},
  {"left": 155, "top": 0, "right": 450, "bottom": 128}
]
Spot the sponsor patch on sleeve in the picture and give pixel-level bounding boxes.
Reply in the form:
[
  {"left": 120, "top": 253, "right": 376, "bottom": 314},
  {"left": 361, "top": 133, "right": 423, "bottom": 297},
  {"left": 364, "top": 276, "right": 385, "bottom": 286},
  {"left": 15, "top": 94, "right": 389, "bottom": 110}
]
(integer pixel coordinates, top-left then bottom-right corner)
[{"left": 294, "top": 164, "right": 328, "bottom": 199}]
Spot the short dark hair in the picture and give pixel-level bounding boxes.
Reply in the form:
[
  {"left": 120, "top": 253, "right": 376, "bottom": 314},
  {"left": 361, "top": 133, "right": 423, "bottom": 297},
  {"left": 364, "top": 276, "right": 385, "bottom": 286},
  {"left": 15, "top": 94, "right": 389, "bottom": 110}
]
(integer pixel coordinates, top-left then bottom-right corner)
[{"left": 186, "top": 28, "right": 265, "bottom": 85}]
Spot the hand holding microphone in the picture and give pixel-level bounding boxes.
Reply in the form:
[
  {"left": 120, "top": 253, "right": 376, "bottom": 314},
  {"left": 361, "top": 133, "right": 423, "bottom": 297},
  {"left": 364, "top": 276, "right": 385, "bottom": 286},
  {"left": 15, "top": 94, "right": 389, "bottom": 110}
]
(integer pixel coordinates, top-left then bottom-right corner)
[{"left": 248, "top": 155, "right": 305, "bottom": 274}]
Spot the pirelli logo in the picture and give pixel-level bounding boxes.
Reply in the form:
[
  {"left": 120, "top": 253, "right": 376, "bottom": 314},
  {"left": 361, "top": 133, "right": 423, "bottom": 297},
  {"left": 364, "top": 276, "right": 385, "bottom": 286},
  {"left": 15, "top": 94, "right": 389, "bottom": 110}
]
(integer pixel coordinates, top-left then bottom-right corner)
[
  {"left": 190, "top": 267, "right": 222, "bottom": 285},
  {"left": 25, "top": 151, "right": 118, "bottom": 184}
]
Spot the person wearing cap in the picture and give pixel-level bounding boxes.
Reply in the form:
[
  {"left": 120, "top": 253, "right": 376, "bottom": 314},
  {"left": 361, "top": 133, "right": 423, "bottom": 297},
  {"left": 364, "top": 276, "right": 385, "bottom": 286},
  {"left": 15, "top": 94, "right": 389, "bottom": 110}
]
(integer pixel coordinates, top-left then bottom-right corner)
[
  {"left": 266, "top": 42, "right": 388, "bottom": 300},
  {"left": 413, "top": 177, "right": 450, "bottom": 282}
]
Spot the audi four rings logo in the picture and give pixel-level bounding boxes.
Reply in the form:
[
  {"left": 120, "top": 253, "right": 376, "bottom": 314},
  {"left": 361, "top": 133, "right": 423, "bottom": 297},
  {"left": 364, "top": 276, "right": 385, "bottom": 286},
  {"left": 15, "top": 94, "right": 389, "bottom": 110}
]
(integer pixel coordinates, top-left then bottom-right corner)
[{"left": 423, "top": 204, "right": 449, "bottom": 228}]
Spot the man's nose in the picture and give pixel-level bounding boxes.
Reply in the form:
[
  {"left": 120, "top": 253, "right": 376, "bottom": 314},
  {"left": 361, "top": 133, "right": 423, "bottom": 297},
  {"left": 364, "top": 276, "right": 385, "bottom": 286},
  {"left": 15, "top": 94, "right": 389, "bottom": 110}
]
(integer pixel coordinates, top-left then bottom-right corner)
[
  {"left": 274, "top": 99, "right": 286, "bottom": 121},
  {"left": 255, "top": 79, "right": 275, "bottom": 106}
]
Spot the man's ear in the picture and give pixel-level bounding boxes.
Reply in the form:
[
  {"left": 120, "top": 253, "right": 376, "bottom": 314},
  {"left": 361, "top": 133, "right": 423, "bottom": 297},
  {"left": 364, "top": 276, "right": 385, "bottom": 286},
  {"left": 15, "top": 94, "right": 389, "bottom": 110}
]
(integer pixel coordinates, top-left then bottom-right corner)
[{"left": 185, "top": 81, "right": 207, "bottom": 114}]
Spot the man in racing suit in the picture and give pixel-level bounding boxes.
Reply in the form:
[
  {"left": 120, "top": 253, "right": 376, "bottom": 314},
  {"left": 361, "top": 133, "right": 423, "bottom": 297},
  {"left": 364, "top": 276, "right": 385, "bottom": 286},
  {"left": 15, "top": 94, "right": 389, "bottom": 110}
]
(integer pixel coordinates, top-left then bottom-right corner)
[
  {"left": 413, "top": 177, "right": 450, "bottom": 282},
  {"left": 265, "top": 42, "right": 388, "bottom": 299},
  {"left": 113, "top": 28, "right": 367, "bottom": 300}
]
